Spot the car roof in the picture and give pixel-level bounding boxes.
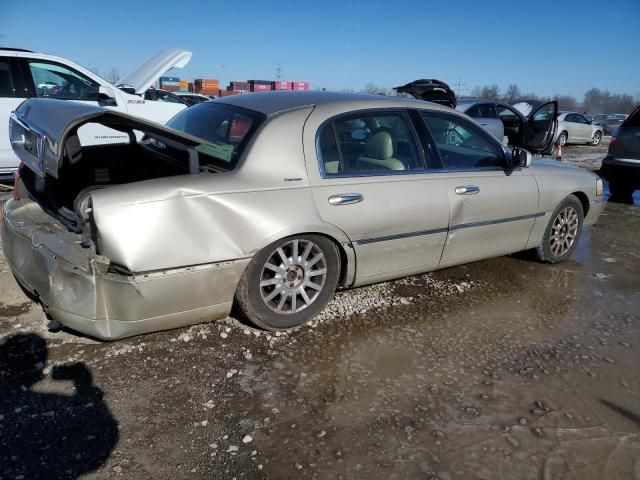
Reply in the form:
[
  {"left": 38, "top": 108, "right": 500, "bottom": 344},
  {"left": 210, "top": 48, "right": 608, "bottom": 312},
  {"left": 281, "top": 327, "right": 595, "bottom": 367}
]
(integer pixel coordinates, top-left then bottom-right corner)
[{"left": 213, "top": 90, "right": 451, "bottom": 116}]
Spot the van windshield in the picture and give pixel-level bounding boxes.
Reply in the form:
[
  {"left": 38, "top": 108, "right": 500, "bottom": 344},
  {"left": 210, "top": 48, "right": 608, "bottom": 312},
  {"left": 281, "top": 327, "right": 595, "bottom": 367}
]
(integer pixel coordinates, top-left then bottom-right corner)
[{"left": 167, "top": 103, "right": 265, "bottom": 170}]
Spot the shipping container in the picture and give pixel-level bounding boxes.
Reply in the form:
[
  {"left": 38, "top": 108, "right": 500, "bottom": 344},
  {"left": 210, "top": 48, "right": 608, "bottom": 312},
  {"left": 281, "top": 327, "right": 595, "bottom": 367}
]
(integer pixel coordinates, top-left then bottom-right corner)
[
  {"left": 250, "top": 84, "right": 273, "bottom": 92},
  {"left": 230, "top": 81, "right": 250, "bottom": 89},
  {"left": 188, "top": 82, "right": 194, "bottom": 93},
  {"left": 179, "top": 79, "right": 189, "bottom": 92},
  {"left": 248, "top": 80, "right": 272, "bottom": 86},
  {"left": 219, "top": 90, "right": 241, "bottom": 97},
  {"left": 292, "top": 82, "right": 310, "bottom": 90},
  {"left": 160, "top": 76, "right": 180, "bottom": 83},
  {"left": 272, "top": 81, "right": 292, "bottom": 90}
]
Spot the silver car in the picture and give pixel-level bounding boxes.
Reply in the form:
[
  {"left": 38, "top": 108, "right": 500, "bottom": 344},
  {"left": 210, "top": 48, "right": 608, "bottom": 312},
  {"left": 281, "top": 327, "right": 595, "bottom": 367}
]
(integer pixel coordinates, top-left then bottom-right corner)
[
  {"left": 2, "top": 92, "right": 605, "bottom": 340},
  {"left": 556, "top": 112, "right": 604, "bottom": 146}
]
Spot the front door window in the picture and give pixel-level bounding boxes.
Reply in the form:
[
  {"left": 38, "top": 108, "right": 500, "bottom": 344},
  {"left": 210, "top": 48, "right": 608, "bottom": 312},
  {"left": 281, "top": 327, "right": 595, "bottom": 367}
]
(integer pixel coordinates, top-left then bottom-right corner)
[{"left": 26, "top": 59, "right": 100, "bottom": 101}]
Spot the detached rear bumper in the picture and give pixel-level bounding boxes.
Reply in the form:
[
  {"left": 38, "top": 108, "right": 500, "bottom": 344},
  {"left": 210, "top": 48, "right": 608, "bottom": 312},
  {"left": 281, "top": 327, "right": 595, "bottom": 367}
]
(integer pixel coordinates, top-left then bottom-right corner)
[{"left": 1, "top": 198, "right": 249, "bottom": 340}]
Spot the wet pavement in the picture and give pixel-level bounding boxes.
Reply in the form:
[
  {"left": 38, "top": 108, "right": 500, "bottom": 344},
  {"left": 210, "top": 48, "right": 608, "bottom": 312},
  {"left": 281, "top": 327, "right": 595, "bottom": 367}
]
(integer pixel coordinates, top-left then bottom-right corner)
[{"left": 0, "top": 184, "right": 639, "bottom": 479}]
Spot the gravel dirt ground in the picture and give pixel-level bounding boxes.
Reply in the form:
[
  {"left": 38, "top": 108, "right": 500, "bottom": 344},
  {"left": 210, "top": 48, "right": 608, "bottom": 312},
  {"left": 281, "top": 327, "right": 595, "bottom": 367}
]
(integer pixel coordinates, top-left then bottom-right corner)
[{"left": 1, "top": 141, "right": 639, "bottom": 479}]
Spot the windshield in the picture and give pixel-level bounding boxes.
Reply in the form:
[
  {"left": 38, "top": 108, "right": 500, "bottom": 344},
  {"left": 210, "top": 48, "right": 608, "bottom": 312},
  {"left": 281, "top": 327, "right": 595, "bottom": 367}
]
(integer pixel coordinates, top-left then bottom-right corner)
[{"left": 166, "top": 102, "right": 265, "bottom": 170}]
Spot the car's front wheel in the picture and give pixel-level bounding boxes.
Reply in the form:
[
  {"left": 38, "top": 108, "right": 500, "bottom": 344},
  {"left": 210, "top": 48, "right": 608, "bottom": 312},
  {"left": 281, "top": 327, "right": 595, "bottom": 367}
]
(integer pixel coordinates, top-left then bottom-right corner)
[
  {"left": 233, "top": 234, "right": 340, "bottom": 330},
  {"left": 591, "top": 131, "right": 602, "bottom": 145},
  {"left": 557, "top": 131, "right": 568, "bottom": 146},
  {"left": 534, "top": 194, "right": 584, "bottom": 263}
]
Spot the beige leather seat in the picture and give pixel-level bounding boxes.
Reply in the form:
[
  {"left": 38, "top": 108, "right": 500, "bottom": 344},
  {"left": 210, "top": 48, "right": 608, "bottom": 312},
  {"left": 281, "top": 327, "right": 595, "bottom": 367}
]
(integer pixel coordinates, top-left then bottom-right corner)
[{"left": 356, "top": 131, "right": 405, "bottom": 171}]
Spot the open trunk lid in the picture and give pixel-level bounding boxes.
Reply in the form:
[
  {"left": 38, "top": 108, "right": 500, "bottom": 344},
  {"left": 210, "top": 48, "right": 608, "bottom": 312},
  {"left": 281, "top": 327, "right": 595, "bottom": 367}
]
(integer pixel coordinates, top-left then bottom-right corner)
[
  {"left": 394, "top": 79, "right": 457, "bottom": 109},
  {"left": 116, "top": 48, "right": 192, "bottom": 95},
  {"left": 9, "top": 98, "right": 208, "bottom": 179}
]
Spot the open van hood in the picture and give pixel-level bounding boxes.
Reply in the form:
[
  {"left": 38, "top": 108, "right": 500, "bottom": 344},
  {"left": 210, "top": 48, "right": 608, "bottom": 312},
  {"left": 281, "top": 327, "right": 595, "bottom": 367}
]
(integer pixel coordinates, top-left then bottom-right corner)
[
  {"left": 10, "top": 98, "right": 206, "bottom": 179},
  {"left": 116, "top": 48, "right": 192, "bottom": 94}
]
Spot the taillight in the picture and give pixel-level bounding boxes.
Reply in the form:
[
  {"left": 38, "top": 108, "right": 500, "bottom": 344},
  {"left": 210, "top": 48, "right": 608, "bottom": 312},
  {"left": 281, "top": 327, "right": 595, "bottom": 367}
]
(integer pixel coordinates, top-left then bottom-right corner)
[{"left": 609, "top": 136, "right": 617, "bottom": 148}]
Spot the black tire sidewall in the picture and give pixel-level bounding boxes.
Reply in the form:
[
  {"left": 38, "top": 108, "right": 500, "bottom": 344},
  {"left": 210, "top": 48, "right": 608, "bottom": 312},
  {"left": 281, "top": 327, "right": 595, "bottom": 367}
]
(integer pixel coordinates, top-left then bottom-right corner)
[
  {"left": 538, "top": 195, "right": 584, "bottom": 263},
  {"left": 238, "top": 234, "right": 340, "bottom": 330},
  {"left": 558, "top": 132, "right": 567, "bottom": 145}
]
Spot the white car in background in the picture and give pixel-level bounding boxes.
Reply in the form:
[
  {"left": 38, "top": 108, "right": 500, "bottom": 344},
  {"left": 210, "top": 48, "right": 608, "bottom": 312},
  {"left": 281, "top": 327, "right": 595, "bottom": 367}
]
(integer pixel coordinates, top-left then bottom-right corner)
[
  {"left": 556, "top": 112, "right": 604, "bottom": 146},
  {"left": 0, "top": 47, "right": 192, "bottom": 179}
]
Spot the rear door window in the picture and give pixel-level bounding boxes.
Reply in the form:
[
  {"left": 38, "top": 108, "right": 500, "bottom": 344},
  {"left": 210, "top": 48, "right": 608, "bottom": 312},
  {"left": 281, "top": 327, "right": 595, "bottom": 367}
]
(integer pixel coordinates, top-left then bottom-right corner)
[
  {"left": 477, "top": 103, "right": 498, "bottom": 119},
  {"left": 318, "top": 111, "right": 424, "bottom": 176},
  {"left": 0, "top": 57, "right": 18, "bottom": 98},
  {"left": 464, "top": 105, "right": 479, "bottom": 118}
]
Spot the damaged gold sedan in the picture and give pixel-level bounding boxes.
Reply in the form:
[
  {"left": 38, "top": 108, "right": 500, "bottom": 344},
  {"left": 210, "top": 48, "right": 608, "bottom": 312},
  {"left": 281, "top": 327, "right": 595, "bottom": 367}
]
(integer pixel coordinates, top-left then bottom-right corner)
[{"left": 2, "top": 93, "right": 605, "bottom": 339}]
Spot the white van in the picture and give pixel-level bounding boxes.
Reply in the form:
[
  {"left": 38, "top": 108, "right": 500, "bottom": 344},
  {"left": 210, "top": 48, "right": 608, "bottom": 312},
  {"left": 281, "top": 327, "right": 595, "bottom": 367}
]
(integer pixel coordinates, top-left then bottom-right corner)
[{"left": 0, "top": 47, "right": 191, "bottom": 179}]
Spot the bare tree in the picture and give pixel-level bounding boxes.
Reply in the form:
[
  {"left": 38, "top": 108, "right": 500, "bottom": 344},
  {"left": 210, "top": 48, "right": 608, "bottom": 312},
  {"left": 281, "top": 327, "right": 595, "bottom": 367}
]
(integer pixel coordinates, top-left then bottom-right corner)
[
  {"left": 470, "top": 86, "right": 482, "bottom": 98},
  {"left": 361, "top": 83, "right": 395, "bottom": 96},
  {"left": 505, "top": 84, "right": 521, "bottom": 101},
  {"left": 480, "top": 84, "right": 500, "bottom": 100},
  {"left": 105, "top": 67, "right": 120, "bottom": 84}
]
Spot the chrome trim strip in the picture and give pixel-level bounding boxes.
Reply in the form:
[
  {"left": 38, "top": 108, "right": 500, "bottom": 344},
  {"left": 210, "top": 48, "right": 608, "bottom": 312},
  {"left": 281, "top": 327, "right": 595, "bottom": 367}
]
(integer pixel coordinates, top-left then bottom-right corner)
[
  {"left": 356, "top": 227, "right": 448, "bottom": 245},
  {"left": 451, "top": 212, "right": 546, "bottom": 231},
  {"left": 356, "top": 212, "right": 547, "bottom": 245}
]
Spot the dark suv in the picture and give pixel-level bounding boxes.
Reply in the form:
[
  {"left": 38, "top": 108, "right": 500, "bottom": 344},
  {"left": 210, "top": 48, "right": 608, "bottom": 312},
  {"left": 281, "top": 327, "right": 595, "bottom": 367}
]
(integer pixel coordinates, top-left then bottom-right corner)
[{"left": 601, "top": 105, "right": 640, "bottom": 202}]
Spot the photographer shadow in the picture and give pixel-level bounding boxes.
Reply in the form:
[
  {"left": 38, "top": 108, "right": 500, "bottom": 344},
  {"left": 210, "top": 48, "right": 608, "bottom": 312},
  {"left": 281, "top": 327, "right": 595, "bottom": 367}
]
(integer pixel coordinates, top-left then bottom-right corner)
[{"left": 0, "top": 333, "right": 119, "bottom": 479}]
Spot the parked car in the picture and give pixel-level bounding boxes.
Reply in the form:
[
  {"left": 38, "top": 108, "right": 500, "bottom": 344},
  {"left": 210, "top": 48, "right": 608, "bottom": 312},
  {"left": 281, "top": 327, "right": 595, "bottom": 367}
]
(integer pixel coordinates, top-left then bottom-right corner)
[
  {"left": 174, "top": 92, "right": 213, "bottom": 106},
  {"left": 600, "top": 104, "right": 640, "bottom": 202},
  {"left": 0, "top": 47, "right": 191, "bottom": 180},
  {"left": 2, "top": 92, "right": 605, "bottom": 340},
  {"left": 395, "top": 80, "right": 558, "bottom": 155},
  {"left": 555, "top": 112, "right": 603, "bottom": 146},
  {"left": 144, "top": 87, "right": 189, "bottom": 105}
]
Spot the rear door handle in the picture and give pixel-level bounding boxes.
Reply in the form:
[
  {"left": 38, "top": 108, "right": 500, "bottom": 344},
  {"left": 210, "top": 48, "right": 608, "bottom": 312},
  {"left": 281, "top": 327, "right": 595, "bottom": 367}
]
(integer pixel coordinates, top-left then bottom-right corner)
[
  {"left": 479, "top": 122, "right": 488, "bottom": 126},
  {"left": 328, "top": 193, "right": 363, "bottom": 205},
  {"left": 455, "top": 185, "right": 480, "bottom": 195}
]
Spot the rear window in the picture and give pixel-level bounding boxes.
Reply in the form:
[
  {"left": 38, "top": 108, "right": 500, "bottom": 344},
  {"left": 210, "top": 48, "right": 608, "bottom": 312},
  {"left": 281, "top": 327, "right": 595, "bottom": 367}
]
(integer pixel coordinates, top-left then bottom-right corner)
[{"left": 167, "top": 102, "right": 265, "bottom": 170}]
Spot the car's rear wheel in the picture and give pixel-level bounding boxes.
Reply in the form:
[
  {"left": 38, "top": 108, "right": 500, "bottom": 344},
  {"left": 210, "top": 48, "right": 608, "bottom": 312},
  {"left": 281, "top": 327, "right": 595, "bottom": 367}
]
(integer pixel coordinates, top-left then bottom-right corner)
[
  {"left": 233, "top": 234, "right": 340, "bottom": 330},
  {"left": 534, "top": 195, "right": 584, "bottom": 263},
  {"left": 591, "top": 131, "right": 602, "bottom": 145},
  {"left": 609, "top": 178, "right": 635, "bottom": 203},
  {"left": 557, "top": 131, "right": 568, "bottom": 146}
]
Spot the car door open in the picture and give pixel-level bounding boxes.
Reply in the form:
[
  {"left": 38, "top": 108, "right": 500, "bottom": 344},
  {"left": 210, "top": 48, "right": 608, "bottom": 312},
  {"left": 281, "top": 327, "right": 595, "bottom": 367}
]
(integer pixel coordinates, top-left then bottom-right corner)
[{"left": 523, "top": 101, "right": 558, "bottom": 154}]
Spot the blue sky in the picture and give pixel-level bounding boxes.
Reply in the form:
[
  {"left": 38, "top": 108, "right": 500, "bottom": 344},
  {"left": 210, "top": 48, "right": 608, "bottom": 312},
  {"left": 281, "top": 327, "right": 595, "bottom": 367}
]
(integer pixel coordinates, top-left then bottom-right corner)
[{"left": 1, "top": 0, "right": 639, "bottom": 98}]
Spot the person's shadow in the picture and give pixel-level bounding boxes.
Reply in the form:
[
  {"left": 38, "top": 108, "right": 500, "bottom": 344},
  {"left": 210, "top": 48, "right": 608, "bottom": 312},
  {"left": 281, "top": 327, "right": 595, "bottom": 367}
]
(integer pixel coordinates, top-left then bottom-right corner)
[{"left": 0, "top": 333, "right": 119, "bottom": 479}]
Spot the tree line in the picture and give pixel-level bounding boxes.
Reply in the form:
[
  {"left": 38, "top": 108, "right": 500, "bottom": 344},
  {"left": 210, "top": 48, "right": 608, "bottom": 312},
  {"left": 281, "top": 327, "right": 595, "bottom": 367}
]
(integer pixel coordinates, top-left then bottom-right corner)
[
  {"left": 464, "top": 84, "right": 638, "bottom": 115},
  {"left": 358, "top": 82, "right": 639, "bottom": 115}
]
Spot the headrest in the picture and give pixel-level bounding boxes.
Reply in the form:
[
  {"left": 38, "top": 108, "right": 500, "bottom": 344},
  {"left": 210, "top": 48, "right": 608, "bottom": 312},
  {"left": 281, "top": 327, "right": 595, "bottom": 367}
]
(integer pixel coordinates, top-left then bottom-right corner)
[{"left": 364, "top": 131, "right": 393, "bottom": 160}]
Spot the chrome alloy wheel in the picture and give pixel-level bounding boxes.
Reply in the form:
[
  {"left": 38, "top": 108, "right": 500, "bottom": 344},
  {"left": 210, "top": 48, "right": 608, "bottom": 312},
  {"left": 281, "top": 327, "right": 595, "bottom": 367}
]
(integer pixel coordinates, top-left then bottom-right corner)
[
  {"left": 549, "top": 206, "right": 579, "bottom": 256},
  {"left": 259, "top": 239, "right": 328, "bottom": 314},
  {"left": 592, "top": 132, "right": 602, "bottom": 145}
]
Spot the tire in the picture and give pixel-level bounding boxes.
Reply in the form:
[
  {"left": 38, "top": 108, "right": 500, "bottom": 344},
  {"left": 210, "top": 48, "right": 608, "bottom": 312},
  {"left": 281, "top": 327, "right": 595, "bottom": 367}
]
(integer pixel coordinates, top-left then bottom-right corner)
[
  {"left": 557, "top": 131, "right": 568, "bottom": 146},
  {"left": 233, "top": 234, "right": 340, "bottom": 330},
  {"left": 609, "top": 178, "right": 634, "bottom": 203},
  {"left": 534, "top": 194, "right": 584, "bottom": 263},
  {"left": 591, "top": 131, "right": 602, "bottom": 146}
]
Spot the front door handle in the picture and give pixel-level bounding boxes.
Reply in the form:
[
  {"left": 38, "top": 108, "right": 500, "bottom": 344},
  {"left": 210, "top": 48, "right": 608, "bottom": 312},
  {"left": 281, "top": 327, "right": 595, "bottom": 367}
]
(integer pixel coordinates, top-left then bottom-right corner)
[
  {"left": 479, "top": 122, "right": 488, "bottom": 126},
  {"left": 328, "top": 193, "right": 363, "bottom": 205},
  {"left": 455, "top": 185, "right": 480, "bottom": 195}
]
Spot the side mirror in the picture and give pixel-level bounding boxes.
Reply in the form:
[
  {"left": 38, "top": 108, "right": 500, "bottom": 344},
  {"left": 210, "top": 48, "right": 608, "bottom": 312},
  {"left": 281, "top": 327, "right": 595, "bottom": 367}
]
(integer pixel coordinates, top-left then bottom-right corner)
[
  {"left": 511, "top": 147, "right": 533, "bottom": 168},
  {"left": 98, "top": 86, "right": 117, "bottom": 106}
]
